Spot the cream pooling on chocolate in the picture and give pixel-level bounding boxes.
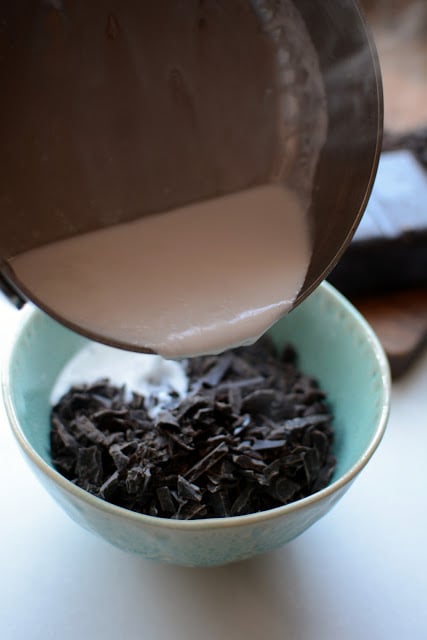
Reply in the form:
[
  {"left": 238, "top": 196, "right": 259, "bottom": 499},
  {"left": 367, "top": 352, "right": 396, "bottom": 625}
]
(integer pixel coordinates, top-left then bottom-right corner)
[
  {"left": 50, "top": 343, "right": 188, "bottom": 415},
  {"left": 10, "top": 184, "right": 311, "bottom": 358}
]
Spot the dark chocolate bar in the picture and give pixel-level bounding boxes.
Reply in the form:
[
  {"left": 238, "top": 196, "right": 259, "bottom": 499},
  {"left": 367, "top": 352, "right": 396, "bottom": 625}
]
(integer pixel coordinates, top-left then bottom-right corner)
[{"left": 329, "top": 146, "right": 427, "bottom": 296}]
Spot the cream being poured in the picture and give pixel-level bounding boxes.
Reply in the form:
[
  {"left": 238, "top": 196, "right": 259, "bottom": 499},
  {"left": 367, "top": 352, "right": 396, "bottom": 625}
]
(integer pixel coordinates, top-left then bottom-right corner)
[{"left": 10, "top": 184, "right": 311, "bottom": 358}]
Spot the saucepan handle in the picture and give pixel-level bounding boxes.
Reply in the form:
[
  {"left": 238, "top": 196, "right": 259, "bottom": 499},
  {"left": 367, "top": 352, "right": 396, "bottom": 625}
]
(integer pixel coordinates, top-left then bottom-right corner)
[{"left": 0, "top": 272, "right": 25, "bottom": 311}]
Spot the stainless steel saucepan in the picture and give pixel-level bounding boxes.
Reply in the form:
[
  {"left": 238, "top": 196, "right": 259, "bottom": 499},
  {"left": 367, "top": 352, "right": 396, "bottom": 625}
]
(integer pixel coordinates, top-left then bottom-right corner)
[{"left": 0, "top": 0, "right": 382, "bottom": 350}]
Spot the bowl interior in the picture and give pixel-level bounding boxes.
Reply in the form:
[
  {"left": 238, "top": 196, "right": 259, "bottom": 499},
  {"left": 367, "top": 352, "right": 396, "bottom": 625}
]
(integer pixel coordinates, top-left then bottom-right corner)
[{"left": 5, "top": 283, "right": 389, "bottom": 490}]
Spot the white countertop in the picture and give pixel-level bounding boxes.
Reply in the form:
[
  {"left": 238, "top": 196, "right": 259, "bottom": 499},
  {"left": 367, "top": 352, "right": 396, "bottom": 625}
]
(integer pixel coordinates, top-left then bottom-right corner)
[{"left": 1, "top": 294, "right": 426, "bottom": 640}]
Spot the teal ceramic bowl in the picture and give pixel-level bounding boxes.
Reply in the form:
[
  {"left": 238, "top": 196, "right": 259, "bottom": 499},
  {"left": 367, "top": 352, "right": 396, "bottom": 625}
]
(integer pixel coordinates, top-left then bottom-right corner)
[{"left": 2, "top": 283, "right": 390, "bottom": 567}]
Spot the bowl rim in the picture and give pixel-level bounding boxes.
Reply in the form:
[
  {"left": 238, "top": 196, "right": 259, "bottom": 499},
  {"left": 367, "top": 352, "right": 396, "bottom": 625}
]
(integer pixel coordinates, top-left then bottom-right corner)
[{"left": 2, "top": 282, "right": 391, "bottom": 531}]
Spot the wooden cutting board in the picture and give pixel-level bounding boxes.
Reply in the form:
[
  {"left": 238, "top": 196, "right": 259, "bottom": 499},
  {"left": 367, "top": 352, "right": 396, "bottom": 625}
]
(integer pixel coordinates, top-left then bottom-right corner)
[{"left": 354, "top": 289, "right": 427, "bottom": 378}]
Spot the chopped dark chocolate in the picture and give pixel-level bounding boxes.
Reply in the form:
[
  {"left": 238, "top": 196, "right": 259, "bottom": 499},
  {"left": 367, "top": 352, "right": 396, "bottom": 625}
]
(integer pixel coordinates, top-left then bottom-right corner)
[{"left": 50, "top": 337, "right": 336, "bottom": 520}]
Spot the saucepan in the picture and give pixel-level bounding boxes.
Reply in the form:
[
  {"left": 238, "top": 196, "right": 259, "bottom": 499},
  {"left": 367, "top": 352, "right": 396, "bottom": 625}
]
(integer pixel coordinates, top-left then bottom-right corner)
[{"left": 0, "top": 0, "right": 382, "bottom": 349}]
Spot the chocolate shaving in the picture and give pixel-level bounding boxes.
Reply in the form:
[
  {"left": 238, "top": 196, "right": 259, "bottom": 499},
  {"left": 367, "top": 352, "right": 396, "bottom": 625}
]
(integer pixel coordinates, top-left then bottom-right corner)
[{"left": 50, "top": 337, "right": 336, "bottom": 519}]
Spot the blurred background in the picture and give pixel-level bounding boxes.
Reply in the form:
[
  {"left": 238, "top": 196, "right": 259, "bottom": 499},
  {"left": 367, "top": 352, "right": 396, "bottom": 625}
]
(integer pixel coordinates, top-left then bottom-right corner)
[
  {"left": 361, "top": 0, "right": 427, "bottom": 132},
  {"left": 329, "top": 0, "right": 427, "bottom": 378}
]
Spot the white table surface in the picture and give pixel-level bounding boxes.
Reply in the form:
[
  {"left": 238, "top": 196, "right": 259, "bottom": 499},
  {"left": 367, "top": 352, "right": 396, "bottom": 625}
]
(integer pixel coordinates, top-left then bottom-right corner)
[{"left": 1, "top": 294, "right": 426, "bottom": 640}]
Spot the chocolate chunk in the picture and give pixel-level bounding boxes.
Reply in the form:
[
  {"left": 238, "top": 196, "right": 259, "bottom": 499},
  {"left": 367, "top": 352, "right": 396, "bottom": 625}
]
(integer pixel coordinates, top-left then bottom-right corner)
[
  {"left": 231, "top": 485, "right": 254, "bottom": 516},
  {"left": 185, "top": 442, "right": 229, "bottom": 483},
  {"left": 197, "top": 352, "right": 233, "bottom": 388},
  {"left": 271, "top": 477, "right": 300, "bottom": 503},
  {"left": 51, "top": 416, "right": 78, "bottom": 453},
  {"left": 156, "top": 486, "right": 176, "bottom": 514},
  {"left": 108, "top": 443, "right": 130, "bottom": 471},
  {"left": 177, "top": 475, "right": 203, "bottom": 502},
  {"left": 71, "top": 415, "right": 107, "bottom": 446},
  {"left": 99, "top": 471, "right": 120, "bottom": 500},
  {"left": 75, "top": 446, "right": 104, "bottom": 489}
]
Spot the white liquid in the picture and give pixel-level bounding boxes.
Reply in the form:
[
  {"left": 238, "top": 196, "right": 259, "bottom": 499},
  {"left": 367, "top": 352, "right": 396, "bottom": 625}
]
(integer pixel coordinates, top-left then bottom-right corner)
[
  {"left": 11, "top": 184, "right": 311, "bottom": 358},
  {"left": 50, "top": 342, "right": 187, "bottom": 416}
]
